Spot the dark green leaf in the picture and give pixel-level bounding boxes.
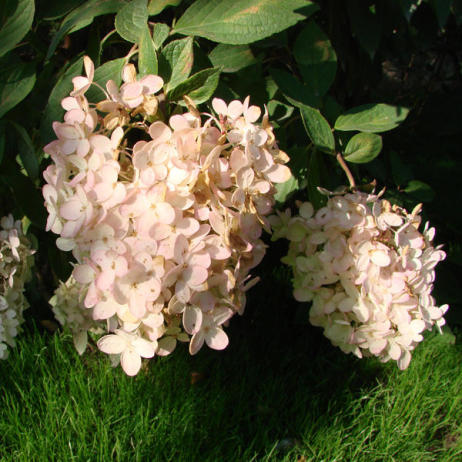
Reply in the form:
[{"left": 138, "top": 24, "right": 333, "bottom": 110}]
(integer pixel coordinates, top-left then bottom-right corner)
[
  {"left": 9, "top": 121, "right": 39, "bottom": 181},
  {"left": 275, "top": 175, "right": 298, "bottom": 204},
  {"left": 139, "top": 25, "right": 158, "bottom": 76},
  {"left": 300, "top": 104, "right": 335, "bottom": 154},
  {"left": 343, "top": 132, "right": 382, "bottom": 164},
  {"left": 148, "top": 0, "right": 182, "bottom": 15},
  {"left": 429, "top": 0, "right": 451, "bottom": 28},
  {"left": 41, "top": 58, "right": 83, "bottom": 144},
  {"left": 0, "top": 0, "right": 35, "bottom": 58},
  {"left": 0, "top": 58, "right": 36, "bottom": 118},
  {"left": 293, "top": 20, "right": 337, "bottom": 97},
  {"left": 115, "top": 0, "right": 148, "bottom": 43},
  {"left": 168, "top": 68, "right": 220, "bottom": 104},
  {"left": 161, "top": 37, "right": 194, "bottom": 92},
  {"left": 0, "top": 158, "right": 45, "bottom": 228},
  {"left": 334, "top": 103, "right": 409, "bottom": 133},
  {"left": 46, "top": 0, "right": 126, "bottom": 60},
  {"left": 403, "top": 180, "right": 435, "bottom": 202},
  {"left": 86, "top": 58, "right": 126, "bottom": 102},
  {"left": 209, "top": 44, "right": 257, "bottom": 73},
  {"left": 269, "top": 68, "right": 320, "bottom": 108},
  {"left": 347, "top": 0, "right": 381, "bottom": 59},
  {"left": 307, "top": 148, "right": 326, "bottom": 209},
  {"left": 153, "top": 23, "right": 170, "bottom": 49},
  {"left": 40, "top": 0, "right": 85, "bottom": 20},
  {"left": 173, "top": 0, "right": 318, "bottom": 45},
  {"left": 389, "top": 150, "right": 413, "bottom": 187}
]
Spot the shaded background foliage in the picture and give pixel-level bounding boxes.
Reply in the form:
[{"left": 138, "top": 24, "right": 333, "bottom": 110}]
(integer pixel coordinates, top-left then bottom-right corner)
[{"left": 0, "top": 0, "right": 461, "bottom": 333}]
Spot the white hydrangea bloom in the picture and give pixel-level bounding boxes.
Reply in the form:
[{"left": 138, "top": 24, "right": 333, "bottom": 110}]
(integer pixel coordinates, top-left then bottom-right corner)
[
  {"left": 0, "top": 215, "right": 34, "bottom": 359},
  {"left": 271, "top": 190, "right": 448, "bottom": 370}
]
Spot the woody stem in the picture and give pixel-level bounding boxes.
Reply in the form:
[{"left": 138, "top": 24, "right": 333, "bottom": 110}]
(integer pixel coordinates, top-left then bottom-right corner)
[{"left": 336, "top": 152, "right": 356, "bottom": 189}]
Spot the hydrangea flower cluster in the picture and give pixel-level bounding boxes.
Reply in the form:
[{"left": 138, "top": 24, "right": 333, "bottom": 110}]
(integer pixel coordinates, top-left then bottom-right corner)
[
  {"left": 271, "top": 189, "right": 448, "bottom": 370},
  {"left": 0, "top": 215, "right": 34, "bottom": 359},
  {"left": 43, "top": 57, "right": 291, "bottom": 375}
]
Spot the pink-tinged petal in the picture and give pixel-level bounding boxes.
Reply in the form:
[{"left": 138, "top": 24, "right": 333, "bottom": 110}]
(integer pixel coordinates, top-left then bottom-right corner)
[
  {"left": 96, "top": 270, "right": 115, "bottom": 291},
  {"left": 245, "top": 105, "right": 261, "bottom": 123},
  {"left": 93, "top": 183, "right": 114, "bottom": 202},
  {"left": 176, "top": 217, "right": 200, "bottom": 237},
  {"left": 264, "top": 164, "right": 292, "bottom": 183},
  {"left": 397, "top": 350, "right": 412, "bottom": 370},
  {"left": 56, "top": 237, "right": 75, "bottom": 251},
  {"left": 76, "top": 139, "right": 91, "bottom": 157},
  {"left": 132, "top": 338, "right": 156, "bottom": 358},
  {"left": 84, "top": 283, "right": 99, "bottom": 308},
  {"left": 73, "top": 331, "right": 88, "bottom": 355},
  {"left": 189, "top": 331, "right": 205, "bottom": 355},
  {"left": 369, "top": 338, "right": 387, "bottom": 355},
  {"left": 188, "top": 251, "right": 211, "bottom": 269},
  {"left": 208, "top": 211, "right": 225, "bottom": 235},
  {"left": 121, "top": 82, "right": 142, "bottom": 99},
  {"left": 139, "top": 75, "right": 163, "bottom": 94},
  {"left": 129, "top": 292, "right": 147, "bottom": 319},
  {"left": 174, "top": 234, "right": 189, "bottom": 264},
  {"left": 64, "top": 108, "right": 85, "bottom": 124},
  {"left": 228, "top": 100, "right": 243, "bottom": 119},
  {"left": 169, "top": 114, "right": 191, "bottom": 131},
  {"left": 229, "top": 148, "right": 248, "bottom": 173},
  {"left": 83, "top": 55, "right": 94, "bottom": 80},
  {"left": 192, "top": 291, "right": 216, "bottom": 312},
  {"left": 140, "top": 168, "right": 156, "bottom": 186},
  {"left": 61, "top": 96, "right": 80, "bottom": 111},
  {"left": 205, "top": 327, "right": 229, "bottom": 350},
  {"left": 156, "top": 202, "right": 176, "bottom": 224},
  {"left": 389, "top": 343, "right": 401, "bottom": 360},
  {"left": 184, "top": 265, "right": 208, "bottom": 287},
  {"left": 148, "top": 121, "right": 172, "bottom": 143},
  {"left": 93, "top": 298, "right": 117, "bottom": 320},
  {"left": 175, "top": 279, "right": 191, "bottom": 304},
  {"left": 370, "top": 249, "right": 391, "bottom": 267},
  {"left": 164, "top": 265, "right": 183, "bottom": 288},
  {"left": 72, "top": 76, "right": 90, "bottom": 92},
  {"left": 157, "top": 337, "right": 177, "bottom": 356},
  {"left": 227, "top": 129, "right": 243, "bottom": 144},
  {"left": 212, "top": 306, "right": 233, "bottom": 325},
  {"left": 410, "top": 319, "right": 425, "bottom": 334},
  {"left": 183, "top": 305, "right": 203, "bottom": 335},
  {"left": 97, "top": 334, "right": 126, "bottom": 354},
  {"left": 90, "top": 134, "right": 112, "bottom": 153},
  {"left": 120, "top": 349, "right": 142, "bottom": 376},
  {"left": 237, "top": 167, "right": 254, "bottom": 189},
  {"left": 73, "top": 264, "right": 95, "bottom": 284},
  {"left": 212, "top": 98, "right": 228, "bottom": 115}
]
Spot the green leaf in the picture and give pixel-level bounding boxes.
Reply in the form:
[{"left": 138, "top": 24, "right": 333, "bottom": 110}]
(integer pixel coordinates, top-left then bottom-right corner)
[
  {"left": 300, "top": 104, "right": 335, "bottom": 154},
  {"left": 429, "top": 0, "right": 451, "bottom": 28},
  {"left": 403, "top": 180, "right": 435, "bottom": 202},
  {"left": 168, "top": 68, "right": 220, "bottom": 104},
  {"left": 343, "top": 132, "right": 382, "bottom": 164},
  {"left": 173, "top": 0, "right": 318, "bottom": 45},
  {"left": 139, "top": 25, "right": 158, "bottom": 76},
  {"left": 0, "top": 0, "right": 35, "bottom": 58},
  {"left": 334, "top": 103, "right": 409, "bottom": 133},
  {"left": 148, "top": 0, "right": 182, "bottom": 15},
  {"left": 269, "top": 68, "right": 320, "bottom": 108},
  {"left": 161, "top": 37, "right": 194, "bottom": 92},
  {"left": 41, "top": 58, "right": 84, "bottom": 144},
  {"left": 153, "top": 23, "right": 170, "bottom": 49},
  {"left": 0, "top": 158, "right": 45, "bottom": 228},
  {"left": 0, "top": 58, "right": 36, "bottom": 118},
  {"left": 209, "top": 44, "right": 257, "bottom": 73},
  {"left": 46, "top": 0, "right": 126, "bottom": 60},
  {"left": 274, "top": 175, "right": 298, "bottom": 204},
  {"left": 115, "top": 0, "right": 148, "bottom": 43},
  {"left": 293, "top": 20, "right": 337, "bottom": 98},
  {"left": 389, "top": 150, "right": 413, "bottom": 187},
  {"left": 307, "top": 149, "right": 326, "bottom": 209},
  {"left": 9, "top": 121, "right": 39, "bottom": 181},
  {"left": 86, "top": 58, "right": 126, "bottom": 102},
  {"left": 347, "top": 0, "right": 381, "bottom": 59},
  {"left": 40, "top": 0, "right": 85, "bottom": 20}
]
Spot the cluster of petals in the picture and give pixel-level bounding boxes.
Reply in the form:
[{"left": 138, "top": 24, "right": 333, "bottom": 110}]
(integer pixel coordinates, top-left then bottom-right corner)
[
  {"left": 0, "top": 215, "right": 34, "bottom": 359},
  {"left": 271, "top": 189, "right": 448, "bottom": 370},
  {"left": 44, "top": 57, "right": 291, "bottom": 375}
]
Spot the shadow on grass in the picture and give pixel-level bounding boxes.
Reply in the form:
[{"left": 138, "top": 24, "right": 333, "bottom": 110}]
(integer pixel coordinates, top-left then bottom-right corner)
[{"left": 0, "top": 242, "right": 459, "bottom": 461}]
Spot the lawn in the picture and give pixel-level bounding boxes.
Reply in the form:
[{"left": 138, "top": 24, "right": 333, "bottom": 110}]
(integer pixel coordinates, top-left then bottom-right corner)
[{"left": 1, "top": 263, "right": 461, "bottom": 461}]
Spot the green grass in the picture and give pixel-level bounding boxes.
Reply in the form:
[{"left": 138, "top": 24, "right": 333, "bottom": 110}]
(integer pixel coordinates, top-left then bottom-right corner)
[
  {"left": 1, "top": 257, "right": 461, "bottom": 461},
  {"left": 0, "top": 321, "right": 461, "bottom": 461}
]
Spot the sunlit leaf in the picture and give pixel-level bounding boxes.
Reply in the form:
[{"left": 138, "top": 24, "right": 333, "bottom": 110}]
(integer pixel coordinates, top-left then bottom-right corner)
[
  {"left": 168, "top": 68, "right": 220, "bottom": 104},
  {"left": 148, "top": 0, "right": 182, "bottom": 15},
  {"left": 300, "top": 104, "right": 335, "bottom": 154},
  {"left": 161, "top": 37, "right": 194, "bottom": 92},
  {"left": 335, "top": 103, "right": 409, "bottom": 133},
  {"left": 209, "top": 44, "right": 257, "bottom": 73},
  {"left": 343, "top": 132, "right": 382, "bottom": 164},
  {"left": 115, "top": 0, "right": 148, "bottom": 43},
  {"left": 139, "top": 25, "right": 158, "bottom": 76},
  {"left": 173, "top": 0, "right": 318, "bottom": 44}
]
